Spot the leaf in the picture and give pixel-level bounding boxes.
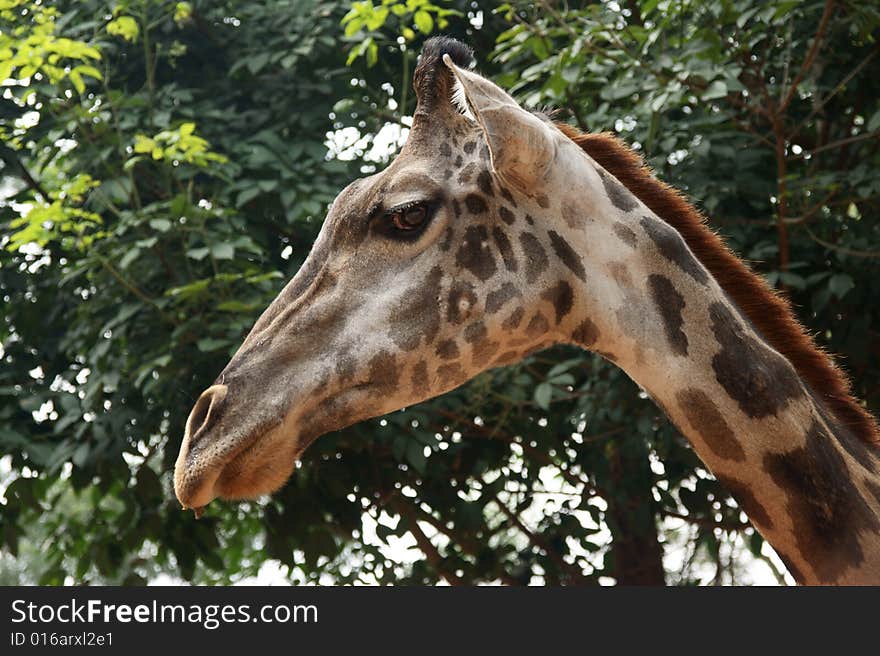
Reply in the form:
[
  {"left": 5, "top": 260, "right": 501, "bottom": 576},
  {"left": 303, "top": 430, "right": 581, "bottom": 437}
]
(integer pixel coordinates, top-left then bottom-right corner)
[
  {"left": 174, "top": 2, "right": 193, "bottom": 24},
  {"left": 211, "top": 243, "right": 235, "bottom": 260},
  {"left": 534, "top": 383, "right": 553, "bottom": 410},
  {"left": 366, "top": 41, "right": 378, "bottom": 68},
  {"left": 236, "top": 187, "right": 261, "bottom": 207},
  {"left": 828, "top": 273, "right": 854, "bottom": 299},
  {"left": 186, "top": 247, "right": 210, "bottom": 261},
  {"left": 69, "top": 70, "right": 85, "bottom": 94},
  {"left": 414, "top": 10, "right": 434, "bottom": 34},
  {"left": 748, "top": 531, "right": 764, "bottom": 557},
  {"left": 197, "top": 338, "right": 228, "bottom": 352},
  {"left": 549, "top": 373, "right": 575, "bottom": 386},
  {"left": 703, "top": 80, "right": 728, "bottom": 100},
  {"left": 406, "top": 440, "right": 427, "bottom": 474},
  {"left": 118, "top": 247, "right": 140, "bottom": 269},
  {"left": 135, "top": 466, "right": 163, "bottom": 501},
  {"left": 601, "top": 81, "right": 638, "bottom": 101},
  {"left": 365, "top": 7, "right": 389, "bottom": 31},
  {"left": 72, "top": 442, "right": 91, "bottom": 468},
  {"left": 247, "top": 52, "right": 270, "bottom": 74},
  {"left": 72, "top": 65, "right": 102, "bottom": 81},
  {"left": 107, "top": 16, "right": 140, "bottom": 42},
  {"left": 149, "top": 218, "right": 172, "bottom": 232},
  {"left": 133, "top": 135, "right": 157, "bottom": 154}
]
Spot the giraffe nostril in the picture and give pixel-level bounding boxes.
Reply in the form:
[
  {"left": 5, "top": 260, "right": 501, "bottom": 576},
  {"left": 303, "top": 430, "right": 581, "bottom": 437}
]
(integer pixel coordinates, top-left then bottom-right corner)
[{"left": 186, "top": 384, "right": 228, "bottom": 441}]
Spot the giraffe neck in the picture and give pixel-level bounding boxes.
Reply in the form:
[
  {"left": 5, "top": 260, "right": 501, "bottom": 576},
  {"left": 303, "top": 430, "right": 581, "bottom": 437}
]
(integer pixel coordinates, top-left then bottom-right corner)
[{"left": 559, "top": 206, "right": 880, "bottom": 584}]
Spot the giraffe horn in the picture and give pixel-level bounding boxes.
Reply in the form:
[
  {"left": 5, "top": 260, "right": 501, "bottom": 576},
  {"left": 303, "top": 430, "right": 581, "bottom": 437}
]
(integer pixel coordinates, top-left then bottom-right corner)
[{"left": 412, "top": 36, "right": 474, "bottom": 116}]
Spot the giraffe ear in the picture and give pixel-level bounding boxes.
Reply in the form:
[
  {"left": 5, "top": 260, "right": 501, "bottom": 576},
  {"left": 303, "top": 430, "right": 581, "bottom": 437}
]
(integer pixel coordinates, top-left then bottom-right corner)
[{"left": 443, "top": 54, "right": 556, "bottom": 192}]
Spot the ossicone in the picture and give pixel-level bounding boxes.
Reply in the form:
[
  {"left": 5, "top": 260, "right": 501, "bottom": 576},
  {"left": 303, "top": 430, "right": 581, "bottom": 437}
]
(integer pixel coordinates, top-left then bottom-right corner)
[{"left": 412, "top": 36, "right": 475, "bottom": 114}]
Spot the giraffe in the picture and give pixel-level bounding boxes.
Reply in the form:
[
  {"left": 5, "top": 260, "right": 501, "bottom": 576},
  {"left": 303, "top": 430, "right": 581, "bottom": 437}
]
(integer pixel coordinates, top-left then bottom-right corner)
[{"left": 174, "top": 37, "right": 880, "bottom": 585}]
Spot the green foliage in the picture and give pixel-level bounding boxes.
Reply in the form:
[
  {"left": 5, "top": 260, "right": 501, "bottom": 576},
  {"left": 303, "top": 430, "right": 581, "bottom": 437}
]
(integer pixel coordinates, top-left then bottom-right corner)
[
  {"left": 343, "top": 0, "right": 462, "bottom": 63},
  {"left": 106, "top": 16, "right": 140, "bottom": 43},
  {"left": 1, "top": 0, "right": 878, "bottom": 586},
  {"left": 130, "top": 122, "right": 228, "bottom": 167},
  {"left": 0, "top": 1, "right": 101, "bottom": 104},
  {"left": 7, "top": 173, "right": 102, "bottom": 251}
]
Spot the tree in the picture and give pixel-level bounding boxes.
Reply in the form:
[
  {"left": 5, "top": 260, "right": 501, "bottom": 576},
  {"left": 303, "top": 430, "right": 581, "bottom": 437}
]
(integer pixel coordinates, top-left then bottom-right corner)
[{"left": 1, "top": 0, "right": 878, "bottom": 585}]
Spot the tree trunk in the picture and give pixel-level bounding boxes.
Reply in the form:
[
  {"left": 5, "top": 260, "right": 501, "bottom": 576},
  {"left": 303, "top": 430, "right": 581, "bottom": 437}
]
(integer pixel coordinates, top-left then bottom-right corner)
[{"left": 605, "top": 438, "right": 667, "bottom": 585}]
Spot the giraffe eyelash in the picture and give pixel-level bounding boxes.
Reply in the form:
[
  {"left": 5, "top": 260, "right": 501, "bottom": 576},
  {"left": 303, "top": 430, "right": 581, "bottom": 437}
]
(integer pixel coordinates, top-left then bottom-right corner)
[{"left": 383, "top": 200, "right": 424, "bottom": 216}]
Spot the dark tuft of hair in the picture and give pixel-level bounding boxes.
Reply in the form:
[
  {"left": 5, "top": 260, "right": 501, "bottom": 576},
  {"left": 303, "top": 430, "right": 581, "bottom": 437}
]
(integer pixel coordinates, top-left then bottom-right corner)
[
  {"left": 413, "top": 36, "right": 474, "bottom": 113},
  {"left": 421, "top": 36, "right": 474, "bottom": 69}
]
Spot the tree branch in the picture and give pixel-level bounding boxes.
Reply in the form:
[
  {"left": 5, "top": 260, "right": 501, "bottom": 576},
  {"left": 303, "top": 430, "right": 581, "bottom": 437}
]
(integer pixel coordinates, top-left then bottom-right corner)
[
  {"left": 803, "top": 130, "right": 880, "bottom": 157},
  {"left": 409, "top": 502, "right": 522, "bottom": 586},
  {"left": 804, "top": 226, "right": 880, "bottom": 258},
  {"left": 394, "top": 500, "right": 466, "bottom": 586},
  {"left": 779, "top": 0, "right": 836, "bottom": 112},
  {"left": 772, "top": 114, "right": 791, "bottom": 275},
  {"left": 93, "top": 253, "right": 179, "bottom": 324},
  {"left": 0, "top": 147, "right": 50, "bottom": 201}
]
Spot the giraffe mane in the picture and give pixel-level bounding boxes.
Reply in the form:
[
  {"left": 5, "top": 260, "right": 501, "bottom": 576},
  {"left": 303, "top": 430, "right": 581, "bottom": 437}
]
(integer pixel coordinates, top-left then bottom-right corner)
[{"left": 556, "top": 122, "right": 880, "bottom": 446}]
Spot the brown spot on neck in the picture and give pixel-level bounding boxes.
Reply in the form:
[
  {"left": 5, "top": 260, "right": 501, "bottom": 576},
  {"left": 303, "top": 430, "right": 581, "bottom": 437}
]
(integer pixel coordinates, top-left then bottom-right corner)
[
  {"left": 541, "top": 280, "right": 574, "bottom": 324},
  {"left": 639, "top": 215, "right": 709, "bottom": 285},
  {"left": 561, "top": 200, "right": 584, "bottom": 229},
  {"left": 486, "top": 282, "right": 520, "bottom": 314},
  {"left": 676, "top": 388, "right": 745, "bottom": 461},
  {"left": 519, "top": 232, "right": 548, "bottom": 284},
  {"left": 548, "top": 230, "right": 586, "bottom": 282},
  {"left": 612, "top": 221, "right": 637, "bottom": 247},
  {"left": 714, "top": 473, "right": 774, "bottom": 530},
  {"left": 764, "top": 419, "right": 880, "bottom": 582},
  {"left": 709, "top": 301, "right": 800, "bottom": 418},
  {"left": 596, "top": 167, "right": 638, "bottom": 212},
  {"left": 572, "top": 318, "right": 600, "bottom": 347},
  {"left": 648, "top": 274, "right": 688, "bottom": 357},
  {"left": 436, "top": 339, "right": 459, "bottom": 360},
  {"left": 367, "top": 351, "right": 400, "bottom": 390},
  {"left": 411, "top": 360, "right": 430, "bottom": 396},
  {"left": 502, "top": 306, "right": 525, "bottom": 330},
  {"left": 492, "top": 227, "right": 518, "bottom": 273},
  {"left": 525, "top": 312, "right": 549, "bottom": 338}
]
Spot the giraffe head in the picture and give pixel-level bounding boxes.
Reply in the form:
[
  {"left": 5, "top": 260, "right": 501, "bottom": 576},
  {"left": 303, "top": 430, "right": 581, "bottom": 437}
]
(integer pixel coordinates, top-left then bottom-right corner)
[{"left": 174, "top": 37, "right": 626, "bottom": 511}]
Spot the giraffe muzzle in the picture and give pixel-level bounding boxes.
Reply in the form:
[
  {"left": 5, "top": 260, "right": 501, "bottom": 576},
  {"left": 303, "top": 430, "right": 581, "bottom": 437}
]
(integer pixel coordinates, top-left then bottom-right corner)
[{"left": 174, "top": 384, "right": 230, "bottom": 510}]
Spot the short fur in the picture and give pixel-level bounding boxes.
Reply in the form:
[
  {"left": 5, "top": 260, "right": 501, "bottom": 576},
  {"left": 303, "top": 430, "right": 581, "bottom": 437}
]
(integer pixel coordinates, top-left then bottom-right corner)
[{"left": 556, "top": 123, "right": 880, "bottom": 446}]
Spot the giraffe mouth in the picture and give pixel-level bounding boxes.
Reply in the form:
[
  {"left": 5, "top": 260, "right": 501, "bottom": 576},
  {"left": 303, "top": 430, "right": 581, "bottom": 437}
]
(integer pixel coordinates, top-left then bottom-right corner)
[{"left": 174, "top": 412, "right": 287, "bottom": 511}]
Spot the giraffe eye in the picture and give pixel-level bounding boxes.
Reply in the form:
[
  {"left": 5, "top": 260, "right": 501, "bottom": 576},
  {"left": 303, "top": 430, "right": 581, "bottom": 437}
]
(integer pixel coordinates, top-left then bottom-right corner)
[
  {"left": 388, "top": 202, "right": 428, "bottom": 231},
  {"left": 373, "top": 198, "right": 439, "bottom": 241}
]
